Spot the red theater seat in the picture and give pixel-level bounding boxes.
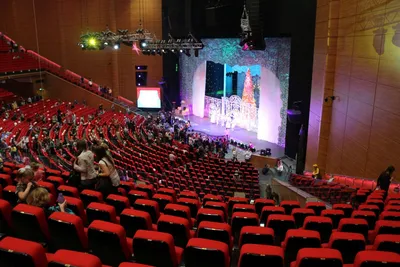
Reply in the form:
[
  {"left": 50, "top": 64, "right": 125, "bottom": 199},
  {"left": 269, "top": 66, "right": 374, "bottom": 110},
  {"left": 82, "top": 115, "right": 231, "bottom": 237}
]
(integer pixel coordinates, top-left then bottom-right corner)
[
  {"left": 291, "top": 208, "right": 315, "bottom": 228},
  {"left": 239, "top": 226, "right": 274, "bottom": 247},
  {"left": 133, "top": 230, "right": 183, "bottom": 267},
  {"left": 120, "top": 209, "right": 156, "bottom": 238},
  {"left": 179, "top": 190, "right": 198, "bottom": 200},
  {"left": 185, "top": 238, "right": 230, "bottom": 267},
  {"left": 366, "top": 199, "right": 384, "bottom": 211},
  {"left": 337, "top": 218, "right": 369, "bottom": 240},
  {"left": 157, "top": 214, "right": 194, "bottom": 248},
  {"left": 303, "top": 216, "right": 333, "bottom": 244},
  {"left": 203, "top": 194, "right": 223, "bottom": 204},
  {"left": 48, "top": 249, "right": 102, "bottom": 267},
  {"left": 367, "top": 234, "right": 400, "bottom": 254},
  {"left": 86, "top": 202, "right": 117, "bottom": 224},
  {"left": 232, "top": 203, "right": 256, "bottom": 214},
  {"left": 197, "top": 208, "right": 225, "bottom": 225},
  {"left": 80, "top": 189, "right": 103, "bottom": 208},
  {"left": 231, "top": 212, "right": 259, "bottom": 243},
  {"left": 282, "top": 229, "right": 321, "bottom": 266},
  {"left": 280, "top": 200, "right": 301, "bottom": 215},
  {"left": 254, "top": 198, "right": 275, "bottom": 216},
  {"left": 379, "top": 211, "right": 400, "bottom": 221},
  {"left": 136, "top": 183, "right": 154, "bottom": 198},
  {"left": 119, "top": 263, "right": 154, "bottom": 267},
  {"left": 333, "top": 203, "right": 353, "bottom": 218},
  {"left": 0, "top": 199, "right": 12, "bottom": 236},
  {"left": 46, "top": 176, "right": 64, "bottom": 188},
  {"left": 322, "top": 209, "right": 345, "bottom": 229},
  {"left": 305, "top": 202, "right": 326, "bottom": 216},
  {"left": 353, "top": 251, "right": 400, "bottom": 267},
  {"left": 0, "top": 237, "right": 51, "bottom": 267},
  {"left": 204, "top": 201, "right": 228, "bottom": 220},
  {"left": 37, "top": 181, "right": 56, "bottom": 196},
  {"left": 12, "top": 204, "right": 50, "bottom": 245},
  {"left": 260, "top": 206, "right": 285, "bottom": 226},
  {"left": 127, "top": 190, "right": 149, "bottom": 206},
  {"left": 133, "top": 199, "right": 160, "bottom": 223},
  {"left": 164, "top": 203, "right": 196, "bottom": 228},
  {"left": 64, "top": 196, "right": 87, "bottom": 225},
  {"left": 238, "top": 244, "right": 284, "bottom": 267},
  {"left": 359, "top": 204, "right": 380, "bottom": 217},
  {"left": 326, "top": 232, "right": 365, "bottom": 264},
  {"left": 228, "top": 197, "right": 249, "bottom": 216},
  {"left": 153, "top": 193, "right": 174, "bottom": 213},
  {"left": 197, "top": 221, "right": 233, "bottom": 249},
  {"left": 369, "top": 220, "right": 400, "bottom": 243},
  {"left": 177, "top": 197, "right": 200, "bottom": 218},
  {"left": 88, "top": 220, "right": 132, "bottom": 266},
  {"left": 266, "top": 214, "right": 296, "bottom": 246},
  {"left": 384, "top": 205, "right": 400, "bottom": 212},
  {"left": 0, "top": 173, "right": 12, "bottom": 189},
  {"left": 105, "top": 194, "right": 130, "bottom": 215},
  {"left": 48, "top": 212, "right": 88, "bottom": 252},
  {"left": 57, "top": 185, "right": 79, "bottom": 198},
  {"left": 3, "top": 185, "right": 17, "bottom": 206},
  {"left": 158, "top": 187, "right": 177, "bottom": 201},
  {"left": 291, "top": 248, "right": 342, "bottom": 267}
]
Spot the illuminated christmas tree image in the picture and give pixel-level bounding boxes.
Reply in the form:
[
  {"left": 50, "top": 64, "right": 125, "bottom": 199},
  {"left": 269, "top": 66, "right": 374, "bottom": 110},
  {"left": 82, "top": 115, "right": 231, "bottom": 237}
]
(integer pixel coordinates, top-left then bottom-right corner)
[{"left": 241, "top": 68, "right": 256, "bottom": 105}]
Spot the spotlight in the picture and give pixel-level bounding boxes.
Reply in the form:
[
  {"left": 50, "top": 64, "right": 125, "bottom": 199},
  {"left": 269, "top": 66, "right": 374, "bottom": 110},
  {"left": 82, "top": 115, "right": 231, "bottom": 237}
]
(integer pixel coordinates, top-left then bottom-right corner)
[
  {"left": 88, "top": 37, "right": 97, "bottom": 46},
  {"left": 139, "top": 40, "right": 148, "bottom": 49},
  {"left": 179, "top": 49, "right": 183, "bottom": 53},
  {"left": 113, "top": 44, "right": 120, "bottom": 50},
  {"left": 104, "top": 42, "right": 108, "bottom": 46}
]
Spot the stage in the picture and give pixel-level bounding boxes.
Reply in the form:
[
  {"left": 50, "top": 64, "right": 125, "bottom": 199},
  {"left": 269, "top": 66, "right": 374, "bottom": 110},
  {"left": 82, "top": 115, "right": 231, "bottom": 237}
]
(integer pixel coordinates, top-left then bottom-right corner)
[{"left": 186, "top": 114, "right": 285, "bottom": 158}]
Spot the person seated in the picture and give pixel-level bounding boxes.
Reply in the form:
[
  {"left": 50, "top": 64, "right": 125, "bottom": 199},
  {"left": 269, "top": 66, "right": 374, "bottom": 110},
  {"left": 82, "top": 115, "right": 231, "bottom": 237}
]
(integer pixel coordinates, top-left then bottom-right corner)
[
  {"left": 312, "top": 164, "right": 321, "bottom": 179},
  {"left": 31, "top": 162, "right": 44, "bottom": 182},
  {"left": 262, "top": 164, "right": 270, "bottom": 175},
  {"left": 16, "top": 167, "right": 38, "bottom": 203},
  {"left": 26, "top": 187, "right": 71, "bottom": 218}
]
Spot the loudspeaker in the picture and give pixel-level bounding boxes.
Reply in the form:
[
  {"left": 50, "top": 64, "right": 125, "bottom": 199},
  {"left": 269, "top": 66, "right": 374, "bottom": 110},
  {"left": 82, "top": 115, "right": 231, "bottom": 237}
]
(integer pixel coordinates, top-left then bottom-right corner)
[{"left": 287, "top": 109, "right": 303, "bottom": 124}]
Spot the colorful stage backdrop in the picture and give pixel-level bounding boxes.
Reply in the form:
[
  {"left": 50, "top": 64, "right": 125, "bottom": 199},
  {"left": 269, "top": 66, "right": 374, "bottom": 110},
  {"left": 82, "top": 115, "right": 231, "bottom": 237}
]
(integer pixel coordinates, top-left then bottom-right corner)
[{"left": 180, "top": 38, "right": 291, "bottom": 147}]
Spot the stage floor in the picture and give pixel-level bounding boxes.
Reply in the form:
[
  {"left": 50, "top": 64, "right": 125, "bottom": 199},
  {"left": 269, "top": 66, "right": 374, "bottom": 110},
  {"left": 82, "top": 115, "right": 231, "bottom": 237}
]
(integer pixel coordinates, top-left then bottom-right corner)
[{"left": 185, "top": 115, "right": 285, "bottom": 158}]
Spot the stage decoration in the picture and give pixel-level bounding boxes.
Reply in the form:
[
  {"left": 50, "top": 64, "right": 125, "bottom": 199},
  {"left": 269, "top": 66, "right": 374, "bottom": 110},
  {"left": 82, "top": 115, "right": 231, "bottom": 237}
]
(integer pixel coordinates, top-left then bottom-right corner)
[
  {"left": 180, "top": 38, "right": 291, "bottom": 147},
  {"left": 242, "top": 69, "right": 256, "bottom": 106},
  {"left": 132, "top": 42, "right": 141, "bottom": 55}
]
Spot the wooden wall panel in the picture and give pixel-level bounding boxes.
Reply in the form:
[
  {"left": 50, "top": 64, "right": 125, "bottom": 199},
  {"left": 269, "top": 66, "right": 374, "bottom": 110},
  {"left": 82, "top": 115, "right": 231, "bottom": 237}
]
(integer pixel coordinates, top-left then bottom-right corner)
[
  {"left": 308, "top": 0, "right": 400, "bottom": 180},
  {"left": 0, "top": 0, "right": 162, "bottom": 106}
]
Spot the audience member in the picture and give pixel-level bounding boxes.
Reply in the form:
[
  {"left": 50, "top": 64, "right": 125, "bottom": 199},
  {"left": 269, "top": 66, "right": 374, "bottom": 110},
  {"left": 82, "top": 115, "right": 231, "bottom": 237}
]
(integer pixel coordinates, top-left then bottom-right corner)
[
  {"left": 15, "top": 167, "right": 37, "bottom": 203},
  {"left": 93, "top": 145, "right": 120, "bottom": 198},
  {"left": 26, "top": 187, "right": 72, "bottom": 218},
  {"left": 377, "top": 165, "right": 395, "bottom": 193},
  {"left": 74, "top": 139, "right": 97, "bottom": 190}
]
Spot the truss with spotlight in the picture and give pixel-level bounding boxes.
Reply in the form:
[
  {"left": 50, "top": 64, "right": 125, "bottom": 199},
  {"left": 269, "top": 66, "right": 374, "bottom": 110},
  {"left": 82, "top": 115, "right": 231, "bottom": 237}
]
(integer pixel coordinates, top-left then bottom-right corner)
[{"left": 78, "top": 28, "right": 204, "bottom": 56}]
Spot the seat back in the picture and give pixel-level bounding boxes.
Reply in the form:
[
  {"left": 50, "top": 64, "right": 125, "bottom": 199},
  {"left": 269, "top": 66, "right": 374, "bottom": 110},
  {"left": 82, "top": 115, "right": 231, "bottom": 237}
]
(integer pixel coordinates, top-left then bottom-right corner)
[
  {"left": 105, "top": 194, "right": 130, "bottom": 215},
  {"left": 375, "top": 220, "right": 400, "bottom": 236},
  {"left": 321, "top": 209, "right": 345, "bottom": 229},
  {"left": 291, "top": 208, "right": 315, "bottom": 228},
  {"left": 329, "top": 232, "right": 365, "bottom": 264},
  {"left": 239, "top": 226, "right": 274, "bottom": 247},
  {"left": 266, "top": 214, "right": 296, "bottom": 245},
  {"left": 127, "top": 190, "right": 149, "bottom": 206},
  {"left": 254, "top": 199, "right": 275, "bottom": 216},
  {"left": 379, "top": 211, "right": 400, "bottom": 221},
  {"left": 238, "top": 244, "right": 283, "bottom": 267},
  {"left": 294, "top": 248, "right": 342, "bottom": 267},
  {"left": 88, "top": 220, "right": 131, "bottom": 266},
  {"left": 333, "top": 204, "right": 353, "bottom": 218},
  {"left": 353, "top": 251, "right": 400, "bottom": 267},
  {"left": 280, "top": 200, "right": 301, "bottom": 215},
  {"left": 372, "top": 234, "right": 400, "bottom": 254},
  {"left": 231, "top": 212, "right": 259, "bottom": 241},
  {"left": 133, "top": 230, "right": 177, "bottom": 267},
  {"left": 260, "top": 206, "right": 285, "bottom": 225},
  {"left": 305, "top": 202, "right": 326, "bottom": 216},
  {"left": 153, "top": 194, "right": 174, "bottom": 213},
  {"left": 133, "top": 199, "right": 160, "bottom": 223},
  {"left": 120, "top": 209, "right": 153, "bottom": 238},
  {"left": 338, "top": 218, "right": 369, "bottom": 240},
  {"left": 197, "top": 221, "right": 232, "bottom": 249},
  {"left": 164, "top": 204, "right": 192, "bottom": 221},
  {"left": 12, "top": 204, "right": 49, "bottom": 244},
  {"left": 157, "top": 215, "right": 190, "bottom": 248},
  {"left": 177, "top": 197, "right": 200, "bottom": 218},
  {"left": 303, "top": 216, "right": 333, "bottom": 244},
  {"left": 86, "top": 202, "right": 116, "bottom": 224},
  {"left": 0, "top": 199, "right": 12, "bottom": 235},
  {"left": 48, "top": 249, "right": 102, "bottom": 267},
  {"left": 197, "top": 208, "right": 225, "bottom": 225},
  {"left": 80, "top": 190, "right": 103, "bottom": 208},
  {"left": 283, "top": 229, "right": 321, "bottom": 265},
  {"left": 352, "top": 210, "right": 376, "bottom": 230},
  {"left": 0, "top": 237, "right": 48, "bottom": 267},
  {"left": 185, "top": 238, "right": 229, "bottom": 267},
  {"left": 64, "top": 196, "right": 87, "bottom": 225}
]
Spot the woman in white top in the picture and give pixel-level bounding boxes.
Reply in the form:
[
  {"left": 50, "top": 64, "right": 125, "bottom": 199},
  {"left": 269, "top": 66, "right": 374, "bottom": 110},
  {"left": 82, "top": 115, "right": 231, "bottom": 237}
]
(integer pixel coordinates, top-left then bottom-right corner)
[{"left": 93, "top": 145, "right": 120, "bottom": 198}]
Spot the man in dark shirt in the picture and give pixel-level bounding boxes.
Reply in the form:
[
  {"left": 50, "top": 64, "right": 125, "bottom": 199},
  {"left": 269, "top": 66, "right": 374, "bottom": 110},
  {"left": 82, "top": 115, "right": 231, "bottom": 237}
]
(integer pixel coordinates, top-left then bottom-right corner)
[{"left": 377, "top": 165, "right": 395, "bottom": 192}]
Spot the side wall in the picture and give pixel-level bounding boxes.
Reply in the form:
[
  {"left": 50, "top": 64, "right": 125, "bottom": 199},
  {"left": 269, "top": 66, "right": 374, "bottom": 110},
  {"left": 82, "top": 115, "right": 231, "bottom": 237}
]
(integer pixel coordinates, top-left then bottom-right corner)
[
  {"left": 0, "top": 0, "right": 163, "bottom": 106},
  {"left": 307, "top": 0, "right": 400, "bottom": 181}
]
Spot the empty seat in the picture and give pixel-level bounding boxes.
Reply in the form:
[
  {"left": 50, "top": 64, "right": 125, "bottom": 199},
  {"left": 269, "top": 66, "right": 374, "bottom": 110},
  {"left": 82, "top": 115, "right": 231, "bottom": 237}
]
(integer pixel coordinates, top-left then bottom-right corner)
[
  {"left": 197, "top": 208, "right": 225, "bottom": 225},
  {"left": 120, "top": 209, "right": 155, "bottom": 238},
  {"left": 291, "top": 208, "right": 315, "bottom": 228},
  {"left": 231, "top": 212, "right": 259, "bottom": 243},
  {"left": 197, "top": 221, "right": 233, "bottom": 249},
  {"left": 12, "top": 204, "right": 50, "bottom": 245},
  {"left": 164, "top": 203, "right": 195, "bottom": 228},
  {"left": 133, "top": 230, "right": 183, "bottom": 267},
  {"left": 80, "top": 189, "right": 103, "bottom": 208},
  {"left": 0, "top": 199, "right": 12, "bottom": 236},
  {"left": 232, "top": 204, "right": 256, "bottom": 214},
  {"left": 385, "top": 205, "right": 400, "bottom": 212},
  {"left": 254, "top": 198, "right": 275, "bottom": 216},
  {"left": 228, "top": 197, "right": 249, "bottom": 216},
  {"left": 204, "top": 201, "right": 228, "bottom": 220},
  {"left": 303, "top": 216, "right": 333, "bottom": 244},
  {"left": 185, "top": 238, "right": 230, "bottom": 267},
  {"left": 326, "top": 232, "right": 365, "bottom": 264},
  {"left": 203, "top": 194, "right": 223, "bottom": 204},
  {"left": 136, "top": 183, "right": 154, "bottom": 198},
  {"left": 282, "top": 229, "right": 321, "bottom": 266},
  {"left": 179, "top": 190, "right": 198, "bottom": 200},
  {"left": 260, "top": 206, "right": 285, "bottom": 226},
  {"left": 337, "top": 218, "right": 369, "bottom": 240},
  {"left": 128, "top": 190, "right": 149, "bottom": 206},
  {"left": 333, "top": 203, "right": 353, "bottom": 218},
  {"left": 367, "top": 234, "right": 400, "bottom": 254},
  {"left": 369, "top": 220, "right": 400, "bottom": 242},
  {"left": 48, "top": 249, "right": 102, "bottom": 267},
  {"left": 86, "top": 202, "right": 117, "bottom": 224},
  {"left": 119, "top": 181, "right": 136, "bottom": 195},
  {"left": 291, "top": 248, "right": 342, "bottom": 267},
  {"left": 64, "top": 196, "right": 87, "bottom": 225},
  {"left": 379, "top": 211, "right": 400, "bottom": 221},
  {"left": 238, "top": 244, "right": 284, "bottom": 267},
  {"left": 322, "top": 209, "right": 345, "bottom": 229},
  {"left": 359, "top": 204, "right": 380, "bottom": 217},
  {"left": 177, "top": 197, "right": 200, "bottom": 218},
  {"left": 48, "top": 211, "right": 88, "bottom": 252},
  {"left": 353, "top": 251, "right": 400, "bottom": 267},
  {"left": 305, "top": 202, "right": 326, "bottom": 216},
  {"left": 352, "top": 210, "right": 376, "bottom": 230},
  {"left": 267, "top": 214, "right": 296, "bottom": 245},
  {"left": 366, "top": 199, "right": 384, "bottom": 211},
  {"left": 46, "top": 176, "right": 64, "bottom": 188},
  {"left": 158, "top": 187, "right": 177, "bottom": 201},
  {"left": 88, "top": 220, "right": 132, "bottom": 266},
  {"left": 239, "top": 226, "right": 274, "bottom": 247},
  {"left": 105, "top": 194, "right": 130, "bottom": 215},
  {"left": 0, "top": 173, "right": 12, "bottom": 189},
  {"left": 3, "top": 185, "right": 17, "bottom": 206},
  {"left": 280, "top": 200, "right": 301, "bottom": 215},
  {"left": 57, "top": 185, "right": 79, "bottom": 198},
  {"left": 0, "top": 236, "right": 50, "bottom": 267},
  {"left": 153, "top": 193, "right": 174, "bottom": 213},
  {"left": 133, "top": 199, "right": 160, "bottom": 223},
  {"left": 157, "top": 214, "right": 194, "bottom": 248}
]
